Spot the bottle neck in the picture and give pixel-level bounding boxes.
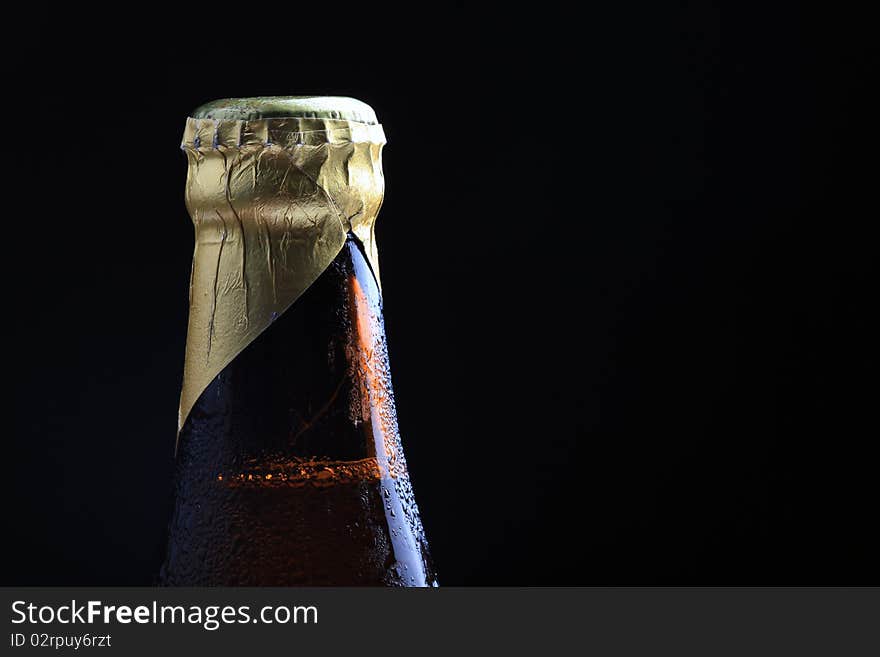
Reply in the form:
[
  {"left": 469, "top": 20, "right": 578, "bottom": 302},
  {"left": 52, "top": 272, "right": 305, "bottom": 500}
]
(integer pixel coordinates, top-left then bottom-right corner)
[{"left": 177, "top": 235, "right": 394, "bottom": 474}]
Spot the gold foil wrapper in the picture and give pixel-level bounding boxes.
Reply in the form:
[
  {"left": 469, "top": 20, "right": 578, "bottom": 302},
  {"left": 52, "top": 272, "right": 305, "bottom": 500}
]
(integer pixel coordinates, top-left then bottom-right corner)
[{"left": 178, "top": 112, "right": 386, "bottom": 435}]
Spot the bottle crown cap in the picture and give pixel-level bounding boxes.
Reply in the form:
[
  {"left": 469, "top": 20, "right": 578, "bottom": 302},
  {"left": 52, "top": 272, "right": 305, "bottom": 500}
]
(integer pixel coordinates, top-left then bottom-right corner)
[{"left": 191, "top": 96, "right": 378, "bottom": 125}]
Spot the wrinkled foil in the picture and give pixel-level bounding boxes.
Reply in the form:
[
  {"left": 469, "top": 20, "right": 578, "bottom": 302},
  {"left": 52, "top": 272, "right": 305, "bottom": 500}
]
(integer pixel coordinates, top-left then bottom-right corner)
[{"left": 178, "top": 114, "right": 386, "bottom": 435}]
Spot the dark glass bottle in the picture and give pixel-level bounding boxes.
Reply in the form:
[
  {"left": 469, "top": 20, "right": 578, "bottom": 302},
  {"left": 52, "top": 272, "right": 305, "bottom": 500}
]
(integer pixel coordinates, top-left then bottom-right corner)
[{"left": 160, "top": 235, "right": 437, "bottom": 586}]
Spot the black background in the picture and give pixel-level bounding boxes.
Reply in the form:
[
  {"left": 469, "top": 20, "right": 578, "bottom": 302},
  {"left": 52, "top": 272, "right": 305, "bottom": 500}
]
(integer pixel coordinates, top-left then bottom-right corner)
[{"left": 7, "top": 5, "right": 876, "bottom": 585}]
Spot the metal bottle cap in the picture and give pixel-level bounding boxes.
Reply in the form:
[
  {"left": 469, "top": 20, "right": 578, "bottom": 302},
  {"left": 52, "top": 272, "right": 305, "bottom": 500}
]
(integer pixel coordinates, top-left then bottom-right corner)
[{"left": 191, "top": 96, "right": 378, "bottom": 125}]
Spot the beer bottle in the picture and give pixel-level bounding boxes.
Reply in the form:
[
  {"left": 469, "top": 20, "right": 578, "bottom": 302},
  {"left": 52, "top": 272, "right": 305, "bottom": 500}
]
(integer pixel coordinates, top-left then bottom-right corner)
[{"left": 159, "top": 97, "right": 438, "bottom": 586}]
